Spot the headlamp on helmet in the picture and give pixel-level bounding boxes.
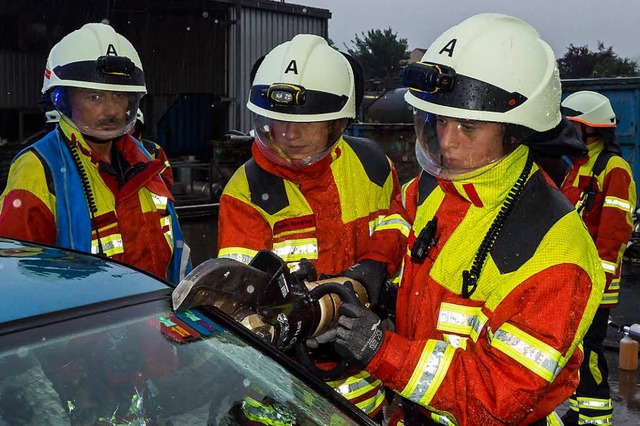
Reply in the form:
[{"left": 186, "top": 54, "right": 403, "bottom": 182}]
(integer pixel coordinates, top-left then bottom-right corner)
[
  {"left": 400, "top": 62, "right": 455, "bottom": 94},
  {"left": 96, "top": 55, "right": 136, "bottom": 76},
  {"left": 402, "top": 61, "right": 528, "bottom": 114},
  {"left": 264, "top": 83, "right": 306, "bottom": 106}
]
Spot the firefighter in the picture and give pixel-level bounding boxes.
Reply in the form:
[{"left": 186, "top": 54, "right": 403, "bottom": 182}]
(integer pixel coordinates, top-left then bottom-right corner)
[
  {"left": 560, "top": 91, "right": 636, "bottom": 425},
  {"left": 217, "top": 34, "right": 410, "bottom": 420},
  {"left": 324, "top": 13, "right": 606, "bottom": 425},
  {"left": 0, "top": 23, "right": 190, "bottom": 283}
]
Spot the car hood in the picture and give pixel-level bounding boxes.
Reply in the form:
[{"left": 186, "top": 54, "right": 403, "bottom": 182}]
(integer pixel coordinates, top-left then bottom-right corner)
[{"left": 0, "top": 238, "right": 170, "bottom": 323}]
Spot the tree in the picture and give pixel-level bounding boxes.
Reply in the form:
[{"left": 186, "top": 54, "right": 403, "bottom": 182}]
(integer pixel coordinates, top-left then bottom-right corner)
[
  {"left": 557, "top": 42, "right": 640, "bottom": 78},
  {"left": 346, "top": 28, "right": 409, "bottom": 89}
]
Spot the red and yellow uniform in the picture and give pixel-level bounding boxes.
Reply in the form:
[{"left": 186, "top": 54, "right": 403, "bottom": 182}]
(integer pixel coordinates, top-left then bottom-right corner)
[
  {"left": 0, "top": 120, "right": 190, "bottom": 283},
  {"left": 367, "top": 146, "right": 605, "bottom": 425},
  {"left": 561, "top": 140, "right": 635, "bottom": 308},
  {"left": 218, "top": 136, "right": 410, "bottom": 418},
  {"left": 560, "top": 140, "right": 635, "bottom": 425}
]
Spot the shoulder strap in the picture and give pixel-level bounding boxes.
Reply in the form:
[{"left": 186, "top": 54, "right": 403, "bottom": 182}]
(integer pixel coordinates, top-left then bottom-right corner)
[
  {"left": 578, "top": 148, "right": 618, "bottom": 214},
  {"left": 592, "top": 149, "right": 617, "bottom": 176},
  {"left": 244, "top": 158, "right": 289, "bottom": 215}
]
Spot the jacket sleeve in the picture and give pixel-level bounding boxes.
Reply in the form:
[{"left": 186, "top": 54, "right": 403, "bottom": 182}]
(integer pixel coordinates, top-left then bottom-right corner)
[
  {"left": 366, "top": 263, "right": 602, "bottom": 425},
  {"left": 0, "top": 151, "right": 57, "bottom": 244},
  {"left": 594, "top": 159, "right": 636, "bottom": 294},
  {"left": 217, "top": 175, "right": 274, "bottom": 264},
  {"left": 358, "top": 161, "right": 411, "bottom": 277}
]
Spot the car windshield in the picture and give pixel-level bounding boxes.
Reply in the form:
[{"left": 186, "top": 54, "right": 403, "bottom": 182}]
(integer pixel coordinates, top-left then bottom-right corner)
[{"left": 0, "top": 300, "right": 364, "bottom": 425}]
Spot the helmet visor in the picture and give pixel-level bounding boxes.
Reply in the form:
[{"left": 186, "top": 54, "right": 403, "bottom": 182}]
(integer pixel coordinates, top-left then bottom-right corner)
[
  {"left": 51, "top": 87, "right": 141, "bottom": 141},
  {"left": 413, "top": 109, "right": 509, "bottom": 180},
  {"left": 253, "top": 115, "right": 345, "bottom": 167}
]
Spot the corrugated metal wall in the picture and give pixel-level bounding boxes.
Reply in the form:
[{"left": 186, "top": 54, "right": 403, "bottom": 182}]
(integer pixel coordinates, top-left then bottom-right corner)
[
  {"left": 228, "top": 4, "right": 329, "bottom": 132},
  {"left": 0, "top": 52, "right": 44, "bottom": 109}
]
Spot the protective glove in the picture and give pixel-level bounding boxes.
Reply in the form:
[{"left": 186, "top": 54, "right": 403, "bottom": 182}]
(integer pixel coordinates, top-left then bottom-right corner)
[
  {"left": 340, "top": 259, "right": 386, "bottom": 307},
  {"left": 334, "top": 302, "right": 385, "bottom": 369}
]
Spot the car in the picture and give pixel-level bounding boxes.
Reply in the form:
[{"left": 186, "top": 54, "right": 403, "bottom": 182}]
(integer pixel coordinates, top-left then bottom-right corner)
[{"left": 0, "top": 237, "right": 375, "bottom": 425}]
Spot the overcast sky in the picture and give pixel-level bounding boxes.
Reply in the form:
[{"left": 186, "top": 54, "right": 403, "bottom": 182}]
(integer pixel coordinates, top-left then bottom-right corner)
[{"left": 297, "top": 0, "right": 640, "bottom": 61}]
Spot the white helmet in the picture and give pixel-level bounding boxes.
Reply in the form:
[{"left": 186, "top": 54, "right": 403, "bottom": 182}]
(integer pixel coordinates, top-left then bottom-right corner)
[
  {"left": 247, "top": 34, "right": 363, "bottom": 167},
  {"left": 247, "top": 34, "right": 359, "bottom": 122},
  {"left": 404, "top": 13, "right": 560, "bottom": 132},
  {"left": 561, "top": 91, "right": 616, "bottom": 127},
  {"left": 136, "top": 108, "right": 144, "bottom": 125},
  {"left": 43, "top": 23, "right": 146, "bottom": 140},
  {"left": 402, "top": 13, "right": 561, "bottom": 179}
]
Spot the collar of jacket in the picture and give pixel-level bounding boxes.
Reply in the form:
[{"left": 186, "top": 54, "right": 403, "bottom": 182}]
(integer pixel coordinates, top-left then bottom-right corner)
[
  {"left": 573, "top": 139, "right": 605, "bottom": 168},
  {"left": 437, "top": 144, "right": 535, "bottom": 209},
  {"left": 586, "top": 138, "right": 605, "bottom": 157},
  {"left": 59, "top": 120, "right": 160, "bottom": 170},
  {"left": 58, "top": 120, "right": 173, "bottom": 201},
  {"left": 251, "top": 137, "right": 344, "bottom": 183}
]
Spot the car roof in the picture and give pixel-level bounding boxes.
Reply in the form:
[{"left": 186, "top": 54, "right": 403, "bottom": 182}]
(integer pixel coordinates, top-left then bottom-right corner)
[{"left": 0, "top": 238, "right": 170, "bottom": 323}]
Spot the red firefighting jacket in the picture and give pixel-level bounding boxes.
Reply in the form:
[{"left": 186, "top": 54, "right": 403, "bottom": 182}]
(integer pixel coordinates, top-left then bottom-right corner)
[
  {"left": 367, "top": 146, "right": 605, "bottom": 425},
  {"left": 560, "top": 140, "right": 636, "bottom": 308},
  {"left": 218, "top": 136, "right": 409, "bottom": 276},
  {"left": 218, "top": 135, "right": 410, "bottom": 416},
  {"left": 0, "top": 120, "right": 189, "bottom": 282}
]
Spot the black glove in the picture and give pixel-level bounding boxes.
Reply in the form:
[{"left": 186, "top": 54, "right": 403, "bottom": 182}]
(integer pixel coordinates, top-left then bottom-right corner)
[
  {"left": 334, "top": 302, "right": 385, "bottom": 369},
  {"left": 341, "top": 259, "right": 386, "bottom": 307}
]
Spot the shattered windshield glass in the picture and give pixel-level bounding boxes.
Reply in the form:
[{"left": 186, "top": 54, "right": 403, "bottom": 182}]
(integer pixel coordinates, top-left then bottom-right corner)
[{"left": 0, "top": 300, "right": 361, "bottom": 425}]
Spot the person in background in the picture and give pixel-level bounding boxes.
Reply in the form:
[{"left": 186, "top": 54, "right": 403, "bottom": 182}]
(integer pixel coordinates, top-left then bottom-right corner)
[
  {"left": 129, "top": 108, "right": 174, "bottom": 190},
  {"left": 0, "top": 23, "right": 190, "bottom": 283},
  {"left": 217, "top": 34, "right": 410, "bottom": 421},
  {"left": 560, "top": 90, "right": 637, "bottom": 426},
  {"left": 324, "top": 13, "right": 605, "bottom": 425}
]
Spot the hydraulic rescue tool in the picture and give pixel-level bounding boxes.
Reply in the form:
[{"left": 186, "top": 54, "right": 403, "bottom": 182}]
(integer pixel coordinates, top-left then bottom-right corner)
[{"left": 172, "top": 250, "right": 369, "bottom": 380}]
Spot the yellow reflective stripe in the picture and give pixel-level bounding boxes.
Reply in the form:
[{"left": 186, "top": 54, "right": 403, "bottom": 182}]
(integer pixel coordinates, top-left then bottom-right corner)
[
  {"left": 600, "top": 259, "right": 617, "bottom": 274},
  {"left": 437, "top": 303, "right": 483, "bottom": 336},
  {"left": 442, "top": 334, "right": 468, "bottom": 349},
  {"left": 161, "top": 215, "right": 173, "bottom": 247},
  {"left": 272, "top": 238, "right": 318, "bottom": 262},
  {"left": 489, "top": 322, "right": 564, "bottom": 382},
  {"left": 577, "top": 396, "right": 613, "bottom": 410},
  {"left": 603, "top": 196, "right": 633, "bottom": 213},
  {"left": 401, "top": 340, "right": 455, "bottom": 406},
  {"left": 428, "top": 411, "right": 456, "bottom": 425},
  {"left": 546, "top": 411, "right": 563, "bottom": 425},
  {"left": 372, "top": 214, "right": 411, "bottom": 237},
  {"left": 578, "top": 415, "right": 611, "bottom": 425},
  {"left": 217, "top": 247, "right": 257, "bottom": 264},
  {"left": 91, "top": 234, "right": 124, "bottom": 256},
  {"left": 470, "top": 310, "right": 488, "bottom": 342},
  {"left": 609, "top": 279, "right": 620, "bottom": 291},
  {"left": 327, "top": 371, "right": 382, "bottom": 399},
  {"left": 600, "top": 293, "right": 619, "bottom": 305},
  {"left": 152, "top": 194, "right": 168, "bottom": 210},
  {"left": 589, "top": 351, "right": 603, "bottom": 384},
  {"left": 368, "top": 216, "right": 381, "bottom": 235},
  {"left": 354, "top": 388, "right": 386, "bottom": 415},
  {"left": 568, "top": 397, "right": 579, "bottom": 411}
]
